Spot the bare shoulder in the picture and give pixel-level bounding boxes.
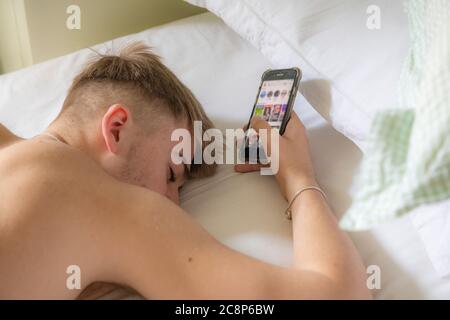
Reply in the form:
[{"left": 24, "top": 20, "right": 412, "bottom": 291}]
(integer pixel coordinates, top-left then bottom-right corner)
[
  {"left": 0, "top": 139, "right": 125, "bottom": 298},
  {"left": 0, "top": 139, "right": 111, "bottom": 219}
]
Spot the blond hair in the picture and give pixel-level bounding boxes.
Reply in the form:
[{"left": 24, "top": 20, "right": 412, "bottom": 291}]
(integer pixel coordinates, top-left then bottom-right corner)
[{"left": 59, "top": 42, "right": 216, "bottom": 178}]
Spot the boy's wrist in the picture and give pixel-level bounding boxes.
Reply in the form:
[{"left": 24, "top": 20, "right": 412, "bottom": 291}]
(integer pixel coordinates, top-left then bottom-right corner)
[{"left": 284, "top": 173, "right": 318, "bottom": 203}]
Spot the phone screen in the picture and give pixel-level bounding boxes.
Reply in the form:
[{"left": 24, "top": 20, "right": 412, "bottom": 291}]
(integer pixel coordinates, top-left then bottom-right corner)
[
  {"left": 252, "top": 79, "right": 295, "bottom": 130},
  {"left": 242, "top": 69, "right": 300, "bottom": 162}
]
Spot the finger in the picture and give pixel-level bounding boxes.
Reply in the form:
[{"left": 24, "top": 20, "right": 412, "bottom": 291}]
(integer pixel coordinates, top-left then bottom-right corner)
[
  {"left": 289, "top": 111, "right": 304, "bottom": 126},
  {"left": 250, "top": 117, "right": 271, "bottom": 133},
  {"left": 234, "top": 163, "right": 264, "bottom": 173},
  {"left": 284, "top": 111, "right": 306, "bottom": 139},
  {"left": 249, "top": 117, "right": 277, "bottom": 155}
]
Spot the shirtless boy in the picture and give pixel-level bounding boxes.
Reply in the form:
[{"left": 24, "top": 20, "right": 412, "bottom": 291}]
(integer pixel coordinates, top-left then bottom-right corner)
[{"left": 0, "top": 43, "right": 370, "bottom": 299}]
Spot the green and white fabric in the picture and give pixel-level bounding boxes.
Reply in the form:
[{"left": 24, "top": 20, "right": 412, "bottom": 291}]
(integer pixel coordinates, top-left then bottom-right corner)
[{"left": 340, "top": 0, "right": 450, "bottom": 230}]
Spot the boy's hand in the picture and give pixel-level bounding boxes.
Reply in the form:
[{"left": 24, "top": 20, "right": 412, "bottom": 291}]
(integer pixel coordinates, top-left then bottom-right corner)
[{"left": 235, "top": 112, "right": 317, "bottom": 202}]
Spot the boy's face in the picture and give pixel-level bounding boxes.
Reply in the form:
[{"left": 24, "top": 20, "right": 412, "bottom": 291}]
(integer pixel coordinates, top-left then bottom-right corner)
[
  {"left": 119, "top": 119, "right": 189, "bottom": 204},
  {"left": 99, "top": 105, "right": 191, "bottom": 205}
]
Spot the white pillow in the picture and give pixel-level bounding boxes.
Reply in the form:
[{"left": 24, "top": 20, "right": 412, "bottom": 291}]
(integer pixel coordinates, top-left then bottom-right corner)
[
  {"left": 185, "top": 0, "right": 410, "bottom": 150},
  {"left": 411, "top": 202, "right": 450, "bottom": 278}
]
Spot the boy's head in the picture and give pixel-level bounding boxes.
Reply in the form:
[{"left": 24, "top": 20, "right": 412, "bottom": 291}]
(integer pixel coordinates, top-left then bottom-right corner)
[{"left": 52, "top": 42, "right": 215, "bottom": 204}]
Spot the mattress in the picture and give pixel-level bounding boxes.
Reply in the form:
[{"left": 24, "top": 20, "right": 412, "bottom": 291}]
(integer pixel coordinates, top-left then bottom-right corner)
[{"left": 0, "top": 13, "right": 449, "bottom": 299}]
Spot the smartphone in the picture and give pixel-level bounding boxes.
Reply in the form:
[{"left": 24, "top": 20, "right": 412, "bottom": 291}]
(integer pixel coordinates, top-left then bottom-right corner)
[{"left": 242, "top": 68, "right": 302, "bottom": 162}]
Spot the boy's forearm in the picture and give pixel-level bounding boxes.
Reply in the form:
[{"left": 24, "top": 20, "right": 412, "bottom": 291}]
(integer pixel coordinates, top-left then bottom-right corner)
[{"left": 289, "top": 189, "right": 370, "bottom": 298}]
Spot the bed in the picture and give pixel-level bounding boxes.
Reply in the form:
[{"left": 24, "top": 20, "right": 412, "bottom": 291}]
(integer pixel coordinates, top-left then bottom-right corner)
[{"left": 0, "top": 12, "right": 449, "bottom": 299}]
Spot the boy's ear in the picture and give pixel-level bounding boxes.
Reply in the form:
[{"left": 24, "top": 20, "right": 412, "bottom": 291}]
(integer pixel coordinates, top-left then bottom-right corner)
[{"left": 101, "top": 104, "right": 131, "bottom": 154}]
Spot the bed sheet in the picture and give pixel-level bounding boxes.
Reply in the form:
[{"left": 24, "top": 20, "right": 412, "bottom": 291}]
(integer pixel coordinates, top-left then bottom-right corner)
[{"left": 0, "top": 13, "right": 448, "bottom": 299}]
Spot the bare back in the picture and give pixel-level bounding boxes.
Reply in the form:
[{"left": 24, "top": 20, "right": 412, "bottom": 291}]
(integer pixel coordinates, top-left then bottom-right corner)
[{"left": 0, "top": 125, "right": 117, "bottom": 299}]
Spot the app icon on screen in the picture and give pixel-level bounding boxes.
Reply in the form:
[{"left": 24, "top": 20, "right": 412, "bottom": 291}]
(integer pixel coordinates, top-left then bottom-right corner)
[
  {"left": 270, "top": 104, "right": 282, "bottom": 122},
  {"left": 279, "top": 104, "right": 288, "bottom": 121},
  {"left": 263, "top": 105, "right": 272, "bottom": 121},
  {"left": 254, "top": 105, "right": 264, "bottom": 117}
]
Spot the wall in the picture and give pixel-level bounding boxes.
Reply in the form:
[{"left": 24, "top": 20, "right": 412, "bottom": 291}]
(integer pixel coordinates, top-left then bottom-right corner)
[
  {"left": 0, "top": 0, "right": 32, "bottom": 73},
  {"left": 0, "top": 0, "right": 204, "bottom": 73}
]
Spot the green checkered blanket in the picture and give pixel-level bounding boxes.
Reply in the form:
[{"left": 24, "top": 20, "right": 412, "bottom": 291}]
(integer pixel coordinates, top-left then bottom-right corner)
[{"left": 340, "top": 0, "right": 450, "bottom": 230}]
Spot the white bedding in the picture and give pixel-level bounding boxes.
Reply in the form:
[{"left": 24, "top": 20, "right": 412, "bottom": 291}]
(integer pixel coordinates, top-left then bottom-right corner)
[
  {"left": 186, "top": 0, "right": 411, "bottom": 150},
  {"left": 0, "top": 13, "right": 449, "bottom": 299}
]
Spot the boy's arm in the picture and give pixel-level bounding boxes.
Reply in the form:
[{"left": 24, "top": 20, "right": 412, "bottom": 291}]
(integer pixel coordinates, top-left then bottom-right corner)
[{"left": 95, "top": 181, "right": 369, "bottom": 299}]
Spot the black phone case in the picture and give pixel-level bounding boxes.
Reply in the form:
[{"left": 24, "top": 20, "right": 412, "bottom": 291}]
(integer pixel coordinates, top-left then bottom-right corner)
[{"left": 242, "top": 68, "right": 302, "bottom": 162}]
